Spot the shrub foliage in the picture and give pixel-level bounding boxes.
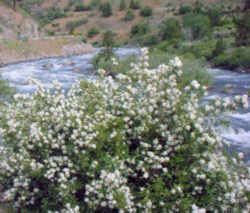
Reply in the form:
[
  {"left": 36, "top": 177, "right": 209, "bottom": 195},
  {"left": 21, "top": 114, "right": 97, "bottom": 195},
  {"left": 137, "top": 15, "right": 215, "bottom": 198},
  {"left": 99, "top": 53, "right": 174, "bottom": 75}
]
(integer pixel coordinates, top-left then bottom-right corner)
[
  {"left": 123, "top": 9, "right": 135, "bottom": 21},
  {"left": 159, "top": 18, "right": 182, "bottom": 41},
  {"left": 140, "top": 6, "right": 153, "bottom": 17},
  {"left": 183, "top": 13, "right": 211, "bottom": 40},
  {"left": 87, "top": 26, "right": 100, "bottom": 38},
  {"left": 0, "top": 49, "right": 249, "bottom": 213}
]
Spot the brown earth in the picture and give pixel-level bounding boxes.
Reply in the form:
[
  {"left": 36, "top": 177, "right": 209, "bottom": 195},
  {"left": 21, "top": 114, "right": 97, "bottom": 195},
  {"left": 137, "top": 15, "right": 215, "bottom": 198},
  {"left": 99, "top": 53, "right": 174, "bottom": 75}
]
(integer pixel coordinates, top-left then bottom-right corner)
[{"left": 32, "top": 0, "right": 230, "bottom": 42}]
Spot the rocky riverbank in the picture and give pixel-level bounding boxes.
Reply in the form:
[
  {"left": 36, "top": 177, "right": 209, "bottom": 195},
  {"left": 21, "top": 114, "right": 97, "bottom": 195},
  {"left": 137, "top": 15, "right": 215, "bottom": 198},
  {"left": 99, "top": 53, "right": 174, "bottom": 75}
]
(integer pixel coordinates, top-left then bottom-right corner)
[{"left": 0, "top": 37, "right": 95, "bottom": 67}]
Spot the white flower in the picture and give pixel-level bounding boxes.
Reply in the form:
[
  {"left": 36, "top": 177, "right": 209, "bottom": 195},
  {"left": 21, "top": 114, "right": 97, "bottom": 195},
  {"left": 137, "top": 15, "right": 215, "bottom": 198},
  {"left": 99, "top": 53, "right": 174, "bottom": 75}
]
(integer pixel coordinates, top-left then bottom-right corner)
[
  {"left": 191, "top": 80, "right": 200, "bottom": 89},
  {"left": 238, "top": 152, "right": 244, "bottom": 159},
  {"left": 242, "top": 94, "right": 248, "bottom": 108},
  {"left": 170, "top": 56, "right": 183, "bottom": 68}
]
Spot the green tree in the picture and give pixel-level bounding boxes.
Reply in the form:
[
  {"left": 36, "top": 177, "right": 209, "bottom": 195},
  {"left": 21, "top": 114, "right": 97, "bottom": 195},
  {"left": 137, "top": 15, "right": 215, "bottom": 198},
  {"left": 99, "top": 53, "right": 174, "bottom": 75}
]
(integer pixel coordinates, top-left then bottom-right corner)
[
  {"left": 129, "top": 0, "right": 140, "bottom": 10},
  {"left": 212, "top": 38, "right": 226, "bottom": 58},
  {"left": 100, "top": 2, "right": 113, "bottom": 17},
  {"left": 92, "top": 30, "right": 116, "bottom": 71},
  {"left": 123, "top": 9, "right": 135, "bottom": 21},
  {"left": 130, "top": 22, "right": 150, "bottom": 37},
  {"left": 140, "top": 6, "right": 153, "bottom": 17},
  {"left": 193, "top": 0, "right": 204, "bottom": 14},
  {"left": 234, "top": 12, "right": 250, "bottom": 46},
  {"left": 159, "top": 18, "right": 182, "bottom": 41},
  {"left": 208, "top": 5, "right": 222, "bottom": 27},
  {"left": 183, "top": 13, "right": 211, "bottom": 40},
  {"left": 119, "top": 0, "right": 126, "bottom": 11},
  {"left": 102, "top": 30, "right": 115, "bottom": 60},
  {"left": 87, "top": 26, "right": 100, "bottom": 38}
]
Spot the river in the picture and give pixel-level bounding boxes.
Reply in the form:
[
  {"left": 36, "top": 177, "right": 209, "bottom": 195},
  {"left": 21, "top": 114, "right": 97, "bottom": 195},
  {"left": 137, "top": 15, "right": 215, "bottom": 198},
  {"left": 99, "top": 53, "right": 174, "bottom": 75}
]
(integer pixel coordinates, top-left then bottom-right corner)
[{"left": 0, "top": 48, "right": 249, "bottom": 165}]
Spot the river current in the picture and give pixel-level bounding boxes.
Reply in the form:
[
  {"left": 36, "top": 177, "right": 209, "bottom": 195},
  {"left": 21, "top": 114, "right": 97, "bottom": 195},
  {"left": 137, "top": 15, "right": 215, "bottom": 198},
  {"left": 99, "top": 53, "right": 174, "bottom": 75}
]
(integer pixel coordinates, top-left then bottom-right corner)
[{"left": 0, "top": 48, "right": 249, "bottom": 164}]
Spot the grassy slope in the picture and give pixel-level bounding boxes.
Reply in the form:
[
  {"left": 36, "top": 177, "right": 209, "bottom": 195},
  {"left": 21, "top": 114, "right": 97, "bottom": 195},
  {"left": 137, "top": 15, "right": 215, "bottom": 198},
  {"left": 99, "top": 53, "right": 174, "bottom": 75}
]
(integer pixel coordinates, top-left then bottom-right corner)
[{"left": 21, "top": 0, "right": 232, "bottom": 43}]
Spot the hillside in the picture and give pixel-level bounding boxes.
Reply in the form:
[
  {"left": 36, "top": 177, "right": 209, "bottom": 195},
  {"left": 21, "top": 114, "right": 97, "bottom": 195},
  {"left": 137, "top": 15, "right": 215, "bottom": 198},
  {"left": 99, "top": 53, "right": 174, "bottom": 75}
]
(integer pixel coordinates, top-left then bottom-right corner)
[
  {"left": 15, "top": 0, "right": 237, "bottom": 43},
  {"left": 0, "top": 0, "right": 248, "bottom": 67},
  {"left": 0, "top": 1, "right": 95, "bottom": 65},
  {"left": 0, "top": 1, "right": 39, "bottom": 40}
]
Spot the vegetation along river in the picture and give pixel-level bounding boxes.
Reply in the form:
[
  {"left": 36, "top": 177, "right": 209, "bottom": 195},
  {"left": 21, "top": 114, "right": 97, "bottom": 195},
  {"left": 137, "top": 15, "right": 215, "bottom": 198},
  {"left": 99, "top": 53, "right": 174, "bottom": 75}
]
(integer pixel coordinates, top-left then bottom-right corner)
[{"left": 0, "top": 48, "right": 249, "bottom": 165}]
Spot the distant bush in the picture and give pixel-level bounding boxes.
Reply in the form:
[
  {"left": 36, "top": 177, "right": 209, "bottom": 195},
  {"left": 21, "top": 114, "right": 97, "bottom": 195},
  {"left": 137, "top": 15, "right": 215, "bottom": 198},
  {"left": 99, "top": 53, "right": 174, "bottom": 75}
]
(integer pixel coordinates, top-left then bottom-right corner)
[
  {"left": 181, "top": 40, "right": 216, "bottom": 60},
  {"left": 119, "top": 0, "right": 126, "bottom": 11},
  {"left": 74, "top": 3, "right": 91, "bottom": 12},
  {"left": 234, "top": 12, "right": 250, "bottom": 46},
  {"left": 66, "top": 18, "right": 88, "bottom": 33},
  {"left": 38, "top": 7, "right": 66, "bottom": 26},
  {"left": 90, "top": 0, "right": 101, "bottom": 8},
  {"left": 99, "top": 2, "right": 113, "bottom": 17},
  {"left": 51, "top": 23, "right": 60, "bottom": 28},
  {"left": 192, "top": 0, "right": 205, "bottom": 14},
  {"left": 207, "top": 5, "right": 222, "bottom": 27},
  {"left": 213, "top": 47, "right": 250, "bottom": 69},
  {"left": 92, "top": 41, "right": 101, "bottom": 47},
  {"left": 159, "top": 18, "right": 182, "bottom": 41},
  {"left": 130, "top": 22, "right": 150, "bottom": 37},
  {"left": 179, "top": 5, "right": 192, "bottom": 14},
  {"left": 101, "top": 30, "right": 116, "bottom": 58},
  {"left": 92, "top": 30, "right": 116, "bottom": 72},
  {"left": 141, "top": 35, "right": 159, "bottom": 46},
  {"left": 46, "top": 7, "right": 66, "bottom": 20},
  {"left": 81, "top": 36, "right": 87, "bottom": 43},
  {"left": 46, "top": 30, "right": 55, "bottom": 36},
  {"left": 92, "top": 54, "right": 136, "bottom": 77},
  {"left": 140, "top": 6, "right": 153, "bottom": 17},
  {"left": 123, "top": 9, "right": 135, "bottom": 21},
  {"left": 129, "top": 0, "right": 140, "bottom": 10},
  {"left": 183, "top": 13, "right": 211, "bottom": 40},
  {"left": 211, "top": 38, "right": 226, "bottom": 58},
  {"left": 87, "top": 26, "right": 100, "bottom": 38}
]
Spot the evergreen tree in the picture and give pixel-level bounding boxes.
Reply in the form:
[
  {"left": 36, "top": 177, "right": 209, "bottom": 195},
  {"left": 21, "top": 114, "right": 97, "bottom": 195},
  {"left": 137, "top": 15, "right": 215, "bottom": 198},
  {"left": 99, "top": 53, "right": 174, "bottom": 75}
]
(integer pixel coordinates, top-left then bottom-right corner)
[
  {"left": 119, "top": 0, "right": 126, "bottom": 11},
  {"left": 129, "top": 0, "right": 140, "bottom": 10},
  {"left": 101, "top": 2, "right": 113, "bottom": 17},
  {"left": 102, "top": 30, "right": 115, "bottom": 60}
]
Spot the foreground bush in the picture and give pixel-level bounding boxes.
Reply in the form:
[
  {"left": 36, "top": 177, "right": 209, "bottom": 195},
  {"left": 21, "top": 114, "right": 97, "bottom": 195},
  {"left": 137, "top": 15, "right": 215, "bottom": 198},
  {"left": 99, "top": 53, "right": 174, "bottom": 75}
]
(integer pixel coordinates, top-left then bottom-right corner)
[{"left": 0, "top": 49, "right": 249, "bottom": 213}]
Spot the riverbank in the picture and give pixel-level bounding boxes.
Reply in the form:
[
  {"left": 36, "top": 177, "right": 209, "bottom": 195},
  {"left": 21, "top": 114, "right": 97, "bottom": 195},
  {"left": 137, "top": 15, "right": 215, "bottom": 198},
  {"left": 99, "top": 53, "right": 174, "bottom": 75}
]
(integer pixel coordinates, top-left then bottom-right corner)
[
  {"left": 0, "top": 38, "right": 249, "bottom": 77},
  {"left": 0, "top": 37, "right": 95, "bottom": 67}
]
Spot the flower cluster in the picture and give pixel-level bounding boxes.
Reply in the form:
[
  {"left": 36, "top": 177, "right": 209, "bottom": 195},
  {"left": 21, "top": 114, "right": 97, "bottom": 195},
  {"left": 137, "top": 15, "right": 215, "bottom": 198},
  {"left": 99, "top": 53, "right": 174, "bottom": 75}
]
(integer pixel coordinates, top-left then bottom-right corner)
[{"left": 0, "top": 48, "right": 249, "bottom": 213}]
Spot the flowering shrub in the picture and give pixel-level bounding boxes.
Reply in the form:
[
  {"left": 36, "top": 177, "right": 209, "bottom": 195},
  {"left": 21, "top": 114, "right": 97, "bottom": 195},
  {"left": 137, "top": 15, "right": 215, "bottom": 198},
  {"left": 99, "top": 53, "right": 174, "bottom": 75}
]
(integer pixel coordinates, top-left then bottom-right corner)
[{"left": 0, "top": 48, "right": 249, "bottom": 213}]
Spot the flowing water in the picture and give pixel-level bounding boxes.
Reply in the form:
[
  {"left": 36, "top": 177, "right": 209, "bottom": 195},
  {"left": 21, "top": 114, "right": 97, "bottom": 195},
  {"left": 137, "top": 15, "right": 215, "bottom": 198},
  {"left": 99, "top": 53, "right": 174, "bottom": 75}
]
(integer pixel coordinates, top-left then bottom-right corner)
[
  {"left": 205, "top": 69, "right": 250, "bottom": 165},
  {"left": 0, "top": 48, "right": 249, "bottom": 164}
]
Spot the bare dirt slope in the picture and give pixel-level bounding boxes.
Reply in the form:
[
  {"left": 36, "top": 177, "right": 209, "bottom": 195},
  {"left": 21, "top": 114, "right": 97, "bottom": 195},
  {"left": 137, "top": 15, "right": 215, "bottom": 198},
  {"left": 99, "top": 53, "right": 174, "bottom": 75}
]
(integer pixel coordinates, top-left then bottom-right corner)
[
  {"left": 0, "top": 2, "right": 95, "bottom": 65},
  {"left": 0, "top": 2, "right": 39, "bottom": 40}
]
